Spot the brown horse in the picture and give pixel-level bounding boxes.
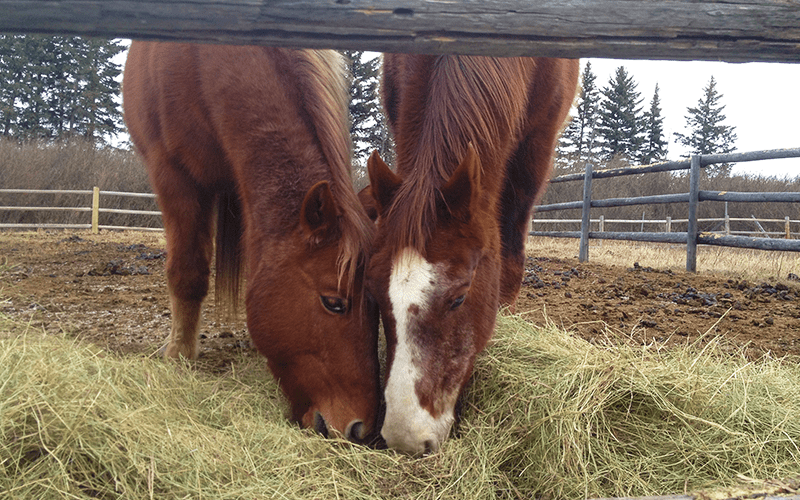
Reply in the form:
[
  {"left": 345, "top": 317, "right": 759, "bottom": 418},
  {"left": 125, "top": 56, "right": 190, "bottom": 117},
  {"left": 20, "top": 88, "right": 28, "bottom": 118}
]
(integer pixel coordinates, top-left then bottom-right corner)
[
  {"left": 123, "top": 42, "right": 379, "bottom": 441},
  {"left": 365, "top": 54, "right": 579, "bottom": 454}
]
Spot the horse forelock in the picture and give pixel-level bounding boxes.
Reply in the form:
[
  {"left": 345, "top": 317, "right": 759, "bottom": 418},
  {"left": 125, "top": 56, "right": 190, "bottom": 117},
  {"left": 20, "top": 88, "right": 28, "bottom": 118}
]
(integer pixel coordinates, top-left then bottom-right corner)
[
  {"left": 385, "top": 55, "right": 535, "bottom": 257},
  {"left": 293, "top": 49, "right": 374, "bottom": 292}
]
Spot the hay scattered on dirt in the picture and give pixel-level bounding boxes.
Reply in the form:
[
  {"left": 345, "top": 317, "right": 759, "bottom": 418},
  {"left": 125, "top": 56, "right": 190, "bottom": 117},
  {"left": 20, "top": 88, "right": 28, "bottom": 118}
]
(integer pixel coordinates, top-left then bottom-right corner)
[{"left": 1, "top": 312, "right": 799, "bottom": 499}]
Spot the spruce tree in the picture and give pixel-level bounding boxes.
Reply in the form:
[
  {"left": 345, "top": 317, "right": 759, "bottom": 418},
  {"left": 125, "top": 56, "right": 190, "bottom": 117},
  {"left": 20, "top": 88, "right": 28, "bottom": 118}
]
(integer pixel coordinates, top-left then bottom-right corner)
[
  {"left": 0, "top": 34, "right": 124, "bottom": 144},
  {"left": 596, "top": 66, "right": 644, "bottom": 162},
  {"left": 639, "top": 84, "right": 668, "bottom": 164},
  {"left": 0, "top": 35, "right": 52, "bottom": 138},
  {"left": 558, "top": 61, "right": 600, "bottom": 166},
  {"left": 343, "top": 50, "right": 392, "bottom": 177},
  {"left": 675, "top": 76, "right": 737, "bottom": 177},
  {"left": 72, "top": 37, "right": 125, "bottom": 143}
]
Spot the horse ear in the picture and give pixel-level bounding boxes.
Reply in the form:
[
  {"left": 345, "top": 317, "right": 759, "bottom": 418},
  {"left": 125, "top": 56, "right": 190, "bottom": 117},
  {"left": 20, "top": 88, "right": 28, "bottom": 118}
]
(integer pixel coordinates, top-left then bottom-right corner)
[
  {"left": 357, "top": 185, "right": 379, "bottom": 222},
  {"left": 300, "top": 181, "right": 340, "bottom": 245},
  {"left": 440, "top": 143, "right": 482, "bottom": 221},
  {"left": 367, "top": 150, "right": 402, "bottom": 217}
]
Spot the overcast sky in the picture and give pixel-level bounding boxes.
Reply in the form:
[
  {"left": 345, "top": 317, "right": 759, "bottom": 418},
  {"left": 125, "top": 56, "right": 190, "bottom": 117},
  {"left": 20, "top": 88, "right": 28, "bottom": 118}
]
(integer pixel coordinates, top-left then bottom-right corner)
[{"left": 587, "top": 58, "right": 799, "bottom": 180}]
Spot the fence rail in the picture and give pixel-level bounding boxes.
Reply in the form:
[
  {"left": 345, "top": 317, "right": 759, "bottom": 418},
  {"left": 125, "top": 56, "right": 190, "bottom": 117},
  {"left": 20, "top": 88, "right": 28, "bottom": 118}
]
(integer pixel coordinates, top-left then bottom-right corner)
[
  {"left": 533, "top": 216, "right": 799, "bottom": 239},
  {"left": 530, "top": 147, "right": 800, "bottom": 271},
  {"left": 0, "top": 187, "right": 162, "bottom": 233}
]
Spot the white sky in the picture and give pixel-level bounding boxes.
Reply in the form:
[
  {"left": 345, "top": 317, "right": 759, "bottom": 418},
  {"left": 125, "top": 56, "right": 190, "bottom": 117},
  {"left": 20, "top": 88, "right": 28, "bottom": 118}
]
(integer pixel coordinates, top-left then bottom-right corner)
[{"left": 587, "top": 58, "right": 800, "bottom": 180}]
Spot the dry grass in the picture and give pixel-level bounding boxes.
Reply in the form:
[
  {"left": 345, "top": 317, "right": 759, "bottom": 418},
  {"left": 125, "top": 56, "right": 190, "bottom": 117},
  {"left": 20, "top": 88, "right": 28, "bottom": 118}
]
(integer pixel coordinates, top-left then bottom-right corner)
[
  {"left": 2, "top": 306, "right": 800, "bottom": 499},
  {"left": 527, "top": 236, "right": 800, "bottom": 283}
]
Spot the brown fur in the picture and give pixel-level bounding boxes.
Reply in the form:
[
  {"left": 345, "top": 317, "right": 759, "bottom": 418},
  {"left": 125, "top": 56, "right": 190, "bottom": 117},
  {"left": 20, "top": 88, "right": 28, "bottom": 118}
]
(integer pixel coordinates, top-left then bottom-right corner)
[
  {"left": 367, "top": 54, "right": 578, "bottom": 449},
  {"left": 123, "top": 42, "right": 379, "bottom": 438}
]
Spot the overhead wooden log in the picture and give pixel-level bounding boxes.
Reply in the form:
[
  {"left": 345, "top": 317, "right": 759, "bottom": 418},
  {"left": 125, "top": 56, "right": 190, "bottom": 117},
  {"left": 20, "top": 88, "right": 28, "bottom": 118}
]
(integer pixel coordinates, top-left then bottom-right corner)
[{"left": 0, "top": 0, "right": 799, "bottom": 62}]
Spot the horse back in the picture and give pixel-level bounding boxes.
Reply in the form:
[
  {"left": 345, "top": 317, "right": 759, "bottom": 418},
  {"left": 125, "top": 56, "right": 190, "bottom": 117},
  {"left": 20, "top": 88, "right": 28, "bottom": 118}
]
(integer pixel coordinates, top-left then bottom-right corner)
[{"left": 124, "top": 43, "right": 232, "bottom": 188}]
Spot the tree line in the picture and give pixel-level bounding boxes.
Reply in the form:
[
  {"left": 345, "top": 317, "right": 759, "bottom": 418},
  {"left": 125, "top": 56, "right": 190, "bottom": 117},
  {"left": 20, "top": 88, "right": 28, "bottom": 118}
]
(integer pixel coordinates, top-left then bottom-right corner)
[
  {"left": 0, "top": 38, "right": 794, "bottom": 235},
  {"left": 558, "top": 62, "right": 738, "bottom": 178},
  {"left": 0, "top": 35, "right": 124, "bottom": 145},
  {"left": 0, "top": 36, "right": 740, "bottom": 177}
]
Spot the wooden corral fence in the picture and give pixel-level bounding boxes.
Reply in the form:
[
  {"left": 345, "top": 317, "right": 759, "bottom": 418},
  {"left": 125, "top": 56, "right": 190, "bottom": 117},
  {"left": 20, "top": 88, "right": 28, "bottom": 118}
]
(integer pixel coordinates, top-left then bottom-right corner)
[
  {"left": 532, "top": 213, "right": 799, "bottom": 239},
  {"left": 531, "top": 148, "right": 800, "bottom": 272},
  {"left": 0, "top": 0, "right": 799, "bottom": 63},
  {"left": 0, "top": 188, "right": 162, "bottom": 233}
]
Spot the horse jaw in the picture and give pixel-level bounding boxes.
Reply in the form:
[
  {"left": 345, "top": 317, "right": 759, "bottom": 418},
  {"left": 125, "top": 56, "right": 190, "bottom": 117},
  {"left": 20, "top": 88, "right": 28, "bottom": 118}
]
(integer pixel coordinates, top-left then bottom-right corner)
[{"left": 381, "top": 247, "right": 459, "bottom": 455}]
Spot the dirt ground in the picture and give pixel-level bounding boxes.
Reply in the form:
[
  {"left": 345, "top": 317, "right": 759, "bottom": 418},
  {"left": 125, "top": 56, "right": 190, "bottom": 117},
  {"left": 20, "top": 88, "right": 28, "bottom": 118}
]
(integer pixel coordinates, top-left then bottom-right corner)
[{"left": 1, "top": 231, "right": 799, "bottom": 369}]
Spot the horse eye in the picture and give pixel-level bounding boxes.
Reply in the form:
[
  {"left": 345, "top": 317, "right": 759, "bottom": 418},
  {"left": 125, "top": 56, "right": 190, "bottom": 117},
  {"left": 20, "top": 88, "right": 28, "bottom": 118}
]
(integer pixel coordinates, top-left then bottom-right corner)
[
  {"left": 450, "top": 295, "right": 466, "bottom": 310},
  {"left": 320, "top": 296, "right": 348, "bottom": 315}
]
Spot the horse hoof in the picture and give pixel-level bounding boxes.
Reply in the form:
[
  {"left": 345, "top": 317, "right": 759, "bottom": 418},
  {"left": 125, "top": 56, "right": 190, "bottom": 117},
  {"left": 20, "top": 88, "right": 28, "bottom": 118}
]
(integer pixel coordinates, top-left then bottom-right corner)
[{"left": 158, "top": 343, "right": 197, "bottom": 360}]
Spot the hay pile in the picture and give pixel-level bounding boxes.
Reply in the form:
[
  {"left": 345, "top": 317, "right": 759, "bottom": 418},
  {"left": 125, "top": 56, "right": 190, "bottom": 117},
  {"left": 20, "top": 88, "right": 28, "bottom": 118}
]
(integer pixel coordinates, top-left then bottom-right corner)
[{"left": 1, "top": 314, "right": 799, "bottom": 499}]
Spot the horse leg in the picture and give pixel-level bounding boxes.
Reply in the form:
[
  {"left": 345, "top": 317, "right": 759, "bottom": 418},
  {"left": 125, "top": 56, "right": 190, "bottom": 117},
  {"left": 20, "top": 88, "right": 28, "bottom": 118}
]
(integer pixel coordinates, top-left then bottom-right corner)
[
  {"left": 498, "top": 135, "right": 555, "bottom": 311},
  {"left": 155, "top": 167, "right": 215, "bottom": 360}
]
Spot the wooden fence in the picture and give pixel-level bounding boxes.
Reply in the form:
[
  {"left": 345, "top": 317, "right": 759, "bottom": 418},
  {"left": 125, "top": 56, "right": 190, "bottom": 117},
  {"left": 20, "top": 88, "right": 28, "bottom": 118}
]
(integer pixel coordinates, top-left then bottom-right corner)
[
  {"left": 530, "top": 148, "right": 800, "bottom": 272},
  {"left": 1, "top": 0, "right": 799, "bottom": 63},
  {"left": 533, "top": 214, "right": 799, "bottom": 239},
  {"left": 0, "top": 188, "right": 162, "bottom": 233}
]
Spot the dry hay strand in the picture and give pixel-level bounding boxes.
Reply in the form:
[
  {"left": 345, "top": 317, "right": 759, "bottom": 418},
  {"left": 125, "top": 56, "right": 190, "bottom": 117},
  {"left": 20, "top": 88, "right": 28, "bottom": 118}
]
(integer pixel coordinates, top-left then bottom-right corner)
[{"left": 1, "top": 311, "right": 799, "bottom": 499}]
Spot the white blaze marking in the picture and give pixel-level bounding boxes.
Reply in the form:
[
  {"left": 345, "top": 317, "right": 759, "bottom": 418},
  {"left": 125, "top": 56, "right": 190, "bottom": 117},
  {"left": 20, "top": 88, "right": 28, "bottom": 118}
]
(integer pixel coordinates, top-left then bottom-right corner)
[{"left": 382, "top": 247, "right": 455, "bottom": 454}]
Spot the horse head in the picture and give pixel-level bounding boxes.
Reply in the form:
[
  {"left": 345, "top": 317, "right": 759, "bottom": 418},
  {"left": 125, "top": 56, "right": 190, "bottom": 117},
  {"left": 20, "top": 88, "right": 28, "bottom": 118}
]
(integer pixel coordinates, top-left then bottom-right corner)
[
  {"left": 365, "top": 144, "right": 500, "bottom": 454},
  {"left": 245, "top": 180, "right": 380, "bottom": 443}
]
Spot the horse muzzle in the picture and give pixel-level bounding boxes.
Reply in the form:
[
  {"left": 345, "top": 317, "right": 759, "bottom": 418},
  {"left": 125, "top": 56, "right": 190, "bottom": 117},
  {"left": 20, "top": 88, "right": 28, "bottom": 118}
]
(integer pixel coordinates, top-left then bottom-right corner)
[{"left": 312, "top": 411, "right": 369, "bottom": 443}]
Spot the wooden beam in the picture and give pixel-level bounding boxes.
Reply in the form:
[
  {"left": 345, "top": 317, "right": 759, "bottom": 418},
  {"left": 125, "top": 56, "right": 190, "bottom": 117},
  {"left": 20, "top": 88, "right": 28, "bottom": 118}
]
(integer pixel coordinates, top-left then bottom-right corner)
[{"left": 0, "top": 0, "right": 799, "bottom": 62}]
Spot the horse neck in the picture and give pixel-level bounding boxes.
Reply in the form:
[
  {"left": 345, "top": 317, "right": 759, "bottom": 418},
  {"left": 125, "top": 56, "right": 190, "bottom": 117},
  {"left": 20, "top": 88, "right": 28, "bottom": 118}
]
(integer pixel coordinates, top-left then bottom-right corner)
[
  {"left": 386, "top": 54, "right": 536, "bottom": 253},
  {"left": 289, "top": 49, "right": 374, "bottom": 287}
]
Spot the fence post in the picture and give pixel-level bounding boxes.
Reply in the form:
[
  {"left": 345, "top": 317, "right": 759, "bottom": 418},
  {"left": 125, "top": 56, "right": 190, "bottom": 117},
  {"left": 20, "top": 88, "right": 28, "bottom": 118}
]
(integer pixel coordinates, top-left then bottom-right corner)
[
  {"left": 686, "top": 155, "right": 700, "bottom": 272},
  {"left": 666, "top": 216, "right": 671, "bottom": 233},
  {"left": 579, "top": 162, "right": 593, "bottom": 262},
  {"left": 92, "top": 186, "right": 100, "bottom": 234},
  {"left": 724, "top": 202, "right": 730, "bottom": 235},
  {"left": 786, "top": 216, "right": 791, "bottom": 239},
  {"left": 599, "top": 215, "right": 604, "bottom": 233}
]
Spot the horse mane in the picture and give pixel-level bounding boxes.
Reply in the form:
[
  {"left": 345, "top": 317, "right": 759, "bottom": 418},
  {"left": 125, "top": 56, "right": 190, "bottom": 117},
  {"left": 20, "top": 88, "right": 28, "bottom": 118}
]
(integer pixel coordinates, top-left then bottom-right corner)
[
  {"left": 386, "top": 55, "right": 535, "bottom": 253},
  {"left": 291, "top": 50, "right": 375, "bottom": 290}
]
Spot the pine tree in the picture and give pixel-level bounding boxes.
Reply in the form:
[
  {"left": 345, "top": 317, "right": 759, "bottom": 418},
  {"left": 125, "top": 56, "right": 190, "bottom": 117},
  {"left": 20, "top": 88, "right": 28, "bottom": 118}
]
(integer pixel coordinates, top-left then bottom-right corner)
[
  {"left": 675, "top": 76, "right": 737, "bottom": 177},
  {"left": 0, "top": 35, "right": 51, "bottom": 138},
  {"left": 558, "top": 61, "right": 600, "bottom": 167},
  {"left": 72, "top": 38, "right": 125, "bottom": 143},
  {"left": 639, "top": 84, "right": 668, "bottom": 164},
  {"left": 0, "top": 34, "right": 124, "bottom": 144},
  {"left": 0, "top": 35, "right": 26, "bottom": 136},
  {"left": 343, "top": 50, "right": 392, "bottom": 178},
  {"left": 596, "top": 66, "right": 644, "bottom": 162}
]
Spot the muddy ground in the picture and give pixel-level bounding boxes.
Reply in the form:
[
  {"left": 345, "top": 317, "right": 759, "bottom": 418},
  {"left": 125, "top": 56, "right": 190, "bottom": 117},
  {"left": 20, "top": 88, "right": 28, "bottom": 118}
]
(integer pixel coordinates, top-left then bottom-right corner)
[{"left": 1, "top": 231, "right": 799, "bottom": 369}]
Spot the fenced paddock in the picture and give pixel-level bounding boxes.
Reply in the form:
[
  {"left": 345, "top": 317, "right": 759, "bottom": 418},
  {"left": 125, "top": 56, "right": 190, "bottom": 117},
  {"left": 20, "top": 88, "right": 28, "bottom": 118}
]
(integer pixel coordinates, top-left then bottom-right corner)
[
  {"left": 3, "top": 2, "right": 800, "bottom": 499},
  {"left": 532, "top": 148, "right": 800, "bottom": 271}
]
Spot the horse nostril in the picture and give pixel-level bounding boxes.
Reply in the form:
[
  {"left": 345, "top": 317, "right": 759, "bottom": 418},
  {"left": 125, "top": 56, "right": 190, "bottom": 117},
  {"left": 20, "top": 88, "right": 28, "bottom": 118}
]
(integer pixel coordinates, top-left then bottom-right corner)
[
  {"left": 345, "top": 419, "right": 366, "bottom": 442},
  {"left": 313, "top": 411, "right": 329, "bottom": 438},
  {"left": 423, "top": 440, "right": 435, "bottom": 456}
]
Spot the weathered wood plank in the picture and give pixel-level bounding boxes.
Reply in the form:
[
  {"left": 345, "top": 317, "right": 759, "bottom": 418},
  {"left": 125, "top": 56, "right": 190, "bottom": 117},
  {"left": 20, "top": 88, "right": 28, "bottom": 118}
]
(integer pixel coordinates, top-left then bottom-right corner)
[{"left": 0, "top": 0, "right": 799, "bottom": 62}]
